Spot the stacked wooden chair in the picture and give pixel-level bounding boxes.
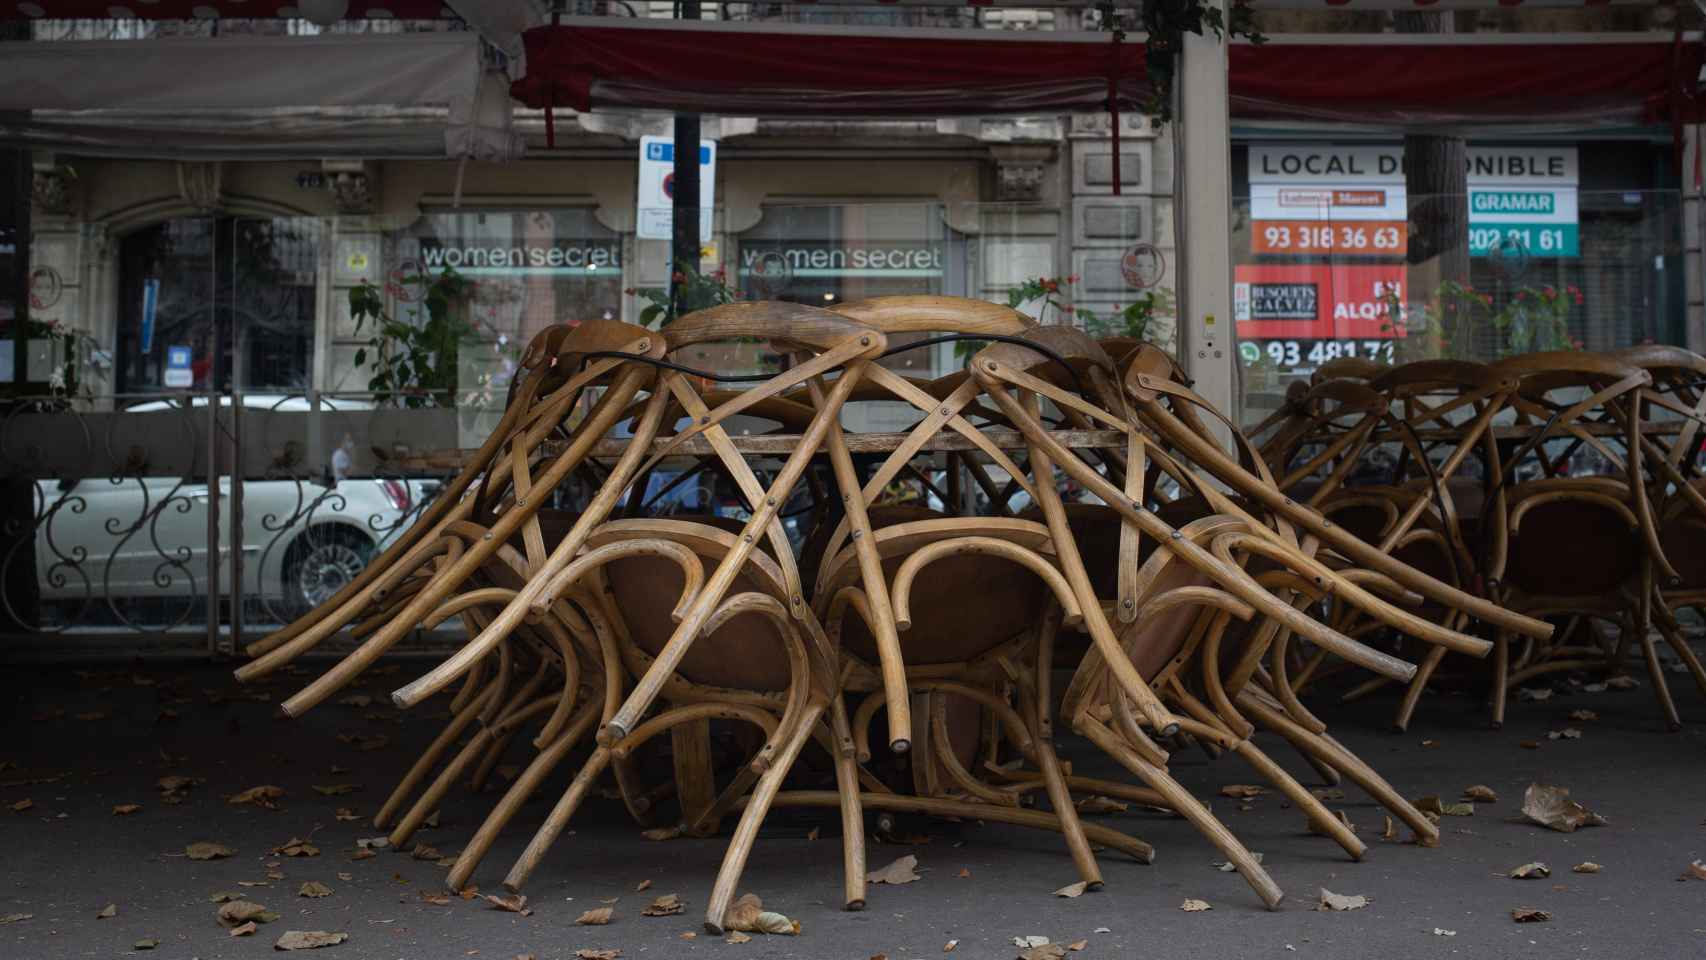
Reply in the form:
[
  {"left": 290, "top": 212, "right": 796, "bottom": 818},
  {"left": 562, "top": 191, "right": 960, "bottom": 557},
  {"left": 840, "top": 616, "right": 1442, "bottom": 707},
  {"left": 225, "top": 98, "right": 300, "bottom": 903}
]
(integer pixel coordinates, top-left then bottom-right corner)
[{"left": 246, "top": 295, "right": 1595, "bottom": 928}]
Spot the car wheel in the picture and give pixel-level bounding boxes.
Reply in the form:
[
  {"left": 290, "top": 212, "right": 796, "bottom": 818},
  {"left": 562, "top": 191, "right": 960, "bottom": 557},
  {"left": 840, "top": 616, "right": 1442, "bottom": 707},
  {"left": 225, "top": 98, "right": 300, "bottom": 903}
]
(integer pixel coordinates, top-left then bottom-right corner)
[{"left": 281, "top": 527, "right": 374, "bottom": 619}]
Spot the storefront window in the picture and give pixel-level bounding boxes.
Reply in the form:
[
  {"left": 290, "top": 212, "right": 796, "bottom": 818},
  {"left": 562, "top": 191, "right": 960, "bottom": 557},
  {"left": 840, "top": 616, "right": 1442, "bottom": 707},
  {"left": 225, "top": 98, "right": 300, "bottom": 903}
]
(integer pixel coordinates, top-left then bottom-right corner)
[
  {"left": 736, "top": 203, "right": 968, "bottom": 379},
  {"left": 117, "top": 217, "right": 317, "bottom": 394},
  {"left": 1232, "top": 140, "right": 1685, "bottom": 420}
]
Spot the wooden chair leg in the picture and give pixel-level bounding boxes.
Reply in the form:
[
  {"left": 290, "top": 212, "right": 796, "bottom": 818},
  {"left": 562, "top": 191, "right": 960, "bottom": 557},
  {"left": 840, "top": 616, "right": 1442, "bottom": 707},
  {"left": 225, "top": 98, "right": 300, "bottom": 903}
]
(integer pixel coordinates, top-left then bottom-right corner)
[
  {"left": 1490, "top": 631, "right": 1510, "bottom": 729},
  {"left": 1076, "top": 717, "right": 1282, "bottom": 909},
  {"left": 827, "top": 695, "right": 867, "bottom": 912},
  {"left": 374, "top": 684, "right": 497, "bottom": 829},
  {"left": 1639, "top": 629, "right": 1682, "bottom": 731},
  {"left": 1231, "top": 738, "right": 1365, "bottom": 861},
  {"left": 446, "top": 707, "right": 598, "bottom": 891},
  {"left": 1034, "top": 735, "right": 1105, "bottom": 889},
  {"left": 672, "top": 719, "right": 720, "bottom": 831},
  {"left": 1241, "top": 694, "right": 1438, "bottom": 845},
  {"left": 502, "top": 745, "right": 616, "bottom": 893},
  {"left": 1394, "top": 645, "right": 1448, "bottom": 733},
  {"left": 389, "top": 730, "right": 493, "bottom": 849},
  {"left": 1655, "top": 610, "right": 1706, "bottom": 699},
  {"left": 703, "top": 701, "right": 827, "bottom": 935}
]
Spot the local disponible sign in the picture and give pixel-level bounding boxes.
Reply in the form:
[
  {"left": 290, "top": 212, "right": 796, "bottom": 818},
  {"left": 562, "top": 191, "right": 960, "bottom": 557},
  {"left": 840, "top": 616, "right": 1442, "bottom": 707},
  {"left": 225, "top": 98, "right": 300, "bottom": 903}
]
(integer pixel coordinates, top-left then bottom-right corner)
[
  {"left": 1466, "top": 146, "right": 1579, "bottom": 258},
  {"left": 1248, "top": 145, "right": 1407, "bottom": 257},
  {"left": 637, "top": 136, "right": 716, "bottom": 243}
]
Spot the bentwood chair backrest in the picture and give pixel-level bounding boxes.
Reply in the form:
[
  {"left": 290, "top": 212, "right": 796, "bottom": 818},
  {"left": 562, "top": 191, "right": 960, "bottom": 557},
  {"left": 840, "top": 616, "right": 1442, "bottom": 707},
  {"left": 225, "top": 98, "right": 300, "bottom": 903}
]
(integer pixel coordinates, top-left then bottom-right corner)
[
  {"left": 574, "top": 302, "right": 888, "bottom": 747},
  {"left": 1482, "top": 351, "right": 1669, "bottom": 591},
  {"left": 1115, "top": 343, "right": 1551, "bottom": 644},
  {"left": 242, "top": 321, "right": 667, "bottom": 717}
]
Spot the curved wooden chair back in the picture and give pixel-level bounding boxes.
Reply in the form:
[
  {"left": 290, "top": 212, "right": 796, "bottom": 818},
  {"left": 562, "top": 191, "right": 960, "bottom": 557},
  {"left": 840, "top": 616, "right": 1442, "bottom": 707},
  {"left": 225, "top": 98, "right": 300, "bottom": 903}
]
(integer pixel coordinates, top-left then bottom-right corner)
[
  {"left": 241, "top": 320, "right": 668, "bottom": 717},
  {"left": 1115, "top": 343, "right": 1550, "bottom": 643}
]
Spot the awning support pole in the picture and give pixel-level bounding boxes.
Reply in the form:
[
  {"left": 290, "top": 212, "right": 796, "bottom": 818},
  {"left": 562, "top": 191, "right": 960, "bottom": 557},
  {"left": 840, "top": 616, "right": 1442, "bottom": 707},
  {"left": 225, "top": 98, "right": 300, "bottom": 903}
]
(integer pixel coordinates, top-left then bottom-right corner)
[{"left": 1176, "top": 0, "right": 1236, "bottom": 432}]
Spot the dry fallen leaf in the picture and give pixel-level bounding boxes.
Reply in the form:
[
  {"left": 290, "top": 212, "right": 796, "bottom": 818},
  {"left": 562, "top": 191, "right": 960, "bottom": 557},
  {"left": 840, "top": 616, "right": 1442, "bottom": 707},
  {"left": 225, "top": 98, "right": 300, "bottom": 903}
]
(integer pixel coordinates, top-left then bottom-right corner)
[
  {"left": 112, "top": 803, "right": 142, "bottom": 816},
  {"left": 1572, "top": 862, "right": 1602, "bottom": 874},
  {"left": 642, "top": 894, "right": 684, "bottom": 917},
  {"left": 1018, "top": 946, "right": 1067, "bottom": 960},
  {"left": 275, "top": 837, "right": 320, "bottom": 858},
  {"left": 1517, "top": 687, "right": 1553, "bottom": 702},
  {"left": 1317, "top": 888, "right": 1370, "bottom": 911},
  {"left": 275, "top": 930, "right": 349, "bottom": 950},
  {"left": 299, "top": 881, "right": 333, "bottom": 899},
  {"left": 725, "top": 932, "right": 752, "bottom": 944},
  {"left": 1219, "top": 784, "right": 1266, "bottom": 799},
  {"left": 186, "top": 841, "right": 235, "bottom": 860},
  {"left": 944, "top": 940, "right": 958, "bottom": 952},
  {"left": 1511, "top": 908, "right": 1551, "bottom": 923},
  {"left": 1013, "top": 936, "right": 1051, "bottom": 948},
  {"left": 409, "top": 844, "right": 440, "bottom": 861},
  {"left": 9, "top": 798, "right": 32, "bottom": 812},
  {"left": 1381, "top": 816, "right": 1397, "bottom": 841},
  {"left": 867, "top": 854, "right": 921, "bottom": 885},
  {"left": 1462, "top": 785, "right": 1498, "bottom": 803},
  {"left": 805, "top": 826, "right": 820, "bottom": 841},
  {"left": 210, "top": 891, "right": 241, "bottom": 903},
  {"left": 640, "top": 825, "right": 682, "bottom": 841},
  {"left": 1309, "top": 787, "right": 1346, "bottom": 801},
  {"left": 229, "top": 921, "right": 258, "bottom": 937},
  {"left": 721, "top": 893, "right": 798, "bottom": 935},
  {"left": 1067, "top": 940, "right": 1087, "bottom": 952},
  {"left": 1606, "top": 675, "right": 1639, "bottom": 690},
  {"left": 1180, "top": 899, "right": 1212, "bottom": 912},
  {"left": 1546, "top": 728, "right": 1583, "bottom": 741},
  {"left": 1075, "top": 796, "right": 1129, "bottom": 814},
  {"left": 1509, "top": 862, "right": 1551, "bottom": 879},
  {"left": 0, "top": 914, "right": 31, "bottom": 924},
  {"left": 635, "top": 879, "right": 652, "bottom": 893},
  {"left": 956, "top": 868, "right": 971, "bottom": 879},
  {"left": 1521, "top": 783, "right": 1606, "bottom": 833},
  {"left": 574, "top": 950, "right": 620, "bottom": 960},
  {"left": 1215, "top": 852, "right": 1264, "bottom": 872},
  {"left": 96, "top": 904, "right": 117, "bottom": 919},
  {"left": 1416, "top": 796, "right": 1474, "bottom": 817},
  {"left": 219, "top": 900, "right": 281, "bottom": 927},
  {"left": 1686, "top": 860, "right": 1706, "bottom": 881},
  {"left": 575, "top": 906, "right": 613, "bottom": 925},
  {"left": 133, "top": 938, "right": 160, "bottom": 950},
  {"left": 312, "top": 784, "right": 359, "bottom": 797},
  {"left": 334, "top": 808, "right": 360, "bottom": 822},
  {"left": 420, "top": 892, "right": 450, "bottom": 906},
  {"left": 486, "top": 893, "right": 531, "bottom": 915},
  {"left": 227, "top": 784, "right": 285, "bottom": 808},
  {"left": 1568, "top": 709, "right": 1599, "bottom": 721},
  {"left": 1054, "top": 881, "right": 1088, "bottom": 898}
]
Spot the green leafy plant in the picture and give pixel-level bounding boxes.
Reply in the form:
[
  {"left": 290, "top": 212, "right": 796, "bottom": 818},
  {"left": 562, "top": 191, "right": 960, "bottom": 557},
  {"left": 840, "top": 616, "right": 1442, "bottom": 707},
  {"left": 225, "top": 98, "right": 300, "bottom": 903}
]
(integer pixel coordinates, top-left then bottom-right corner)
[
  {"left": 1381, "top": 281, "right": 1581, "bottom": 361},
  {"left": 626, "top": 265, "right": 738, "bottom": 328},
  {"left": 349, "top": 266, "right": 474, "bottom": 408},
  {"left": 1126, "top": 0, "right": 1265, "bottom": 124},
  {"left": 1492, "top": 284, "right": 1583, "bottom": 356}
]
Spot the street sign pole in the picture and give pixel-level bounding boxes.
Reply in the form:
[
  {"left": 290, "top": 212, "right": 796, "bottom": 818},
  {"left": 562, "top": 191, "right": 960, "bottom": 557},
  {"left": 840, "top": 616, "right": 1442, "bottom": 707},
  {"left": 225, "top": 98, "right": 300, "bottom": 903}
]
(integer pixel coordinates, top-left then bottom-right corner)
[{"left": 669, "top": 1, "right": 703, "bottom": 320}]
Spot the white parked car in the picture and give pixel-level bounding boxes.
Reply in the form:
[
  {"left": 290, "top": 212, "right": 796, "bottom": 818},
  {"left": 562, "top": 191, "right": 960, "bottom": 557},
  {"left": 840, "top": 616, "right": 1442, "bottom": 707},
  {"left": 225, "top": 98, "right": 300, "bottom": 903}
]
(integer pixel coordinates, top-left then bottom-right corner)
[{"left": 34, "top": 395, "right": 441, "bottom": 621}]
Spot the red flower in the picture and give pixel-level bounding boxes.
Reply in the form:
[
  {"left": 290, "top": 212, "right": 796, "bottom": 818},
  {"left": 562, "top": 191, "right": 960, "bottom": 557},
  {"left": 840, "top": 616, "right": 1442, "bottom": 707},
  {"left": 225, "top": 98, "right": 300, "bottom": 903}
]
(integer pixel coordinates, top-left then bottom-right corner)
[
  {"left": 623, "top": 287, "right": 637, "bottom": 295},
  {"left": 1044, "top": 280, "right": 1059, "bottom": 292},
  {"left": 1479, "top": 294, "right": 1492, "bottom": 306},
  {"left": 671, "top": 271, "right": 686, "bottom": 283},
  {"left": 1067, "top": 274, "right": 1080, "bottom": 283},
  {"left": 1543, "top": 285, "right": 1556, "bottom": 298}
]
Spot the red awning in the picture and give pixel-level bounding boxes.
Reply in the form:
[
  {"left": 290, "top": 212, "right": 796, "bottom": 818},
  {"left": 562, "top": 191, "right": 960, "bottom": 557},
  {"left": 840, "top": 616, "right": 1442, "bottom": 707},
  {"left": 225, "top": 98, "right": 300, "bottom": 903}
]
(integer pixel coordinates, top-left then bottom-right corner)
[
  {"left": 512, "top": 20, "right": 1703, "bottom": 127},
  {"left": 511, "top": 20, "right": 1149, "bottom": 118},
  {"left": 1231, "top": 39, "right": 1703, "bottom": 127}
]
